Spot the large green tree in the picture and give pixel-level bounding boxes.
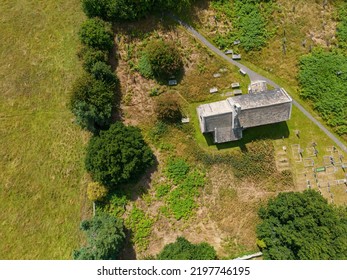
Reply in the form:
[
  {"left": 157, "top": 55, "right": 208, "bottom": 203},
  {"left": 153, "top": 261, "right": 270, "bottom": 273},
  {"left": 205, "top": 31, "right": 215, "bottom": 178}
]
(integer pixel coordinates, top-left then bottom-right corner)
[
  {"left": 157, "top": 237, "right": 217, "bottom": 260},
  {"left": 82, "top": 0, "right": 154, "bottom": 21},
  {"left": 73, "top": 212, "right": 125, "bottom": 260},
  {"left": 85, "top": 122, "right": 154, "bottom": 188},
  {"left": 257, "top": 190, "right": 347, "bottom": 260},
  {"left": 70, "top": 74, "right": 115, "bottom": 133},
  {"left": 79, "top": 18, "right": 114, "bottom": 51}
]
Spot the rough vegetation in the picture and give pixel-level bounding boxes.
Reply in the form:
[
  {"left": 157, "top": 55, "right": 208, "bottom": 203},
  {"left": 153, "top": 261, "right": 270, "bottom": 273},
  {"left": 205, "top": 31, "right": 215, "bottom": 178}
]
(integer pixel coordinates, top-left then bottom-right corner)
[{"left": 298, "top": 50, "right": 347, "bottom": 136}]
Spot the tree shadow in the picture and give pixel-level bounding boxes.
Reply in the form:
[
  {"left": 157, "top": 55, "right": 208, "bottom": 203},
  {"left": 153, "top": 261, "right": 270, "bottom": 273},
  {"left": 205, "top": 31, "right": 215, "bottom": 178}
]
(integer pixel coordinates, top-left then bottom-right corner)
[
  {"left": 107, "top": 154, "right": 159, "bottom": 202},
  {"left": 203, "top": 121, "right": 290, "bottom": 151},
  {"left": 119, "top": 228, "right": 137, "bottom": 260}
]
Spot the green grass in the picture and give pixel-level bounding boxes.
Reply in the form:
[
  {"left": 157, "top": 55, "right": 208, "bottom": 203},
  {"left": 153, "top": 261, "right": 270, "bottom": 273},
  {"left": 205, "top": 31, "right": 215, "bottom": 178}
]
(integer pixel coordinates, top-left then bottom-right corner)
[{"left": 0, "top": 0, "right": 88, "bottom": 259}]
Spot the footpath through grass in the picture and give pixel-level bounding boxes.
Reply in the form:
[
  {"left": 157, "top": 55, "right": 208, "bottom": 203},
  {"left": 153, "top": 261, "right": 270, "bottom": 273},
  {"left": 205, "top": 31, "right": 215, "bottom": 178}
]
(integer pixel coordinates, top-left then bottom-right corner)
[{"left": 0, "top": 0, "right": 88, "bottom": 259}]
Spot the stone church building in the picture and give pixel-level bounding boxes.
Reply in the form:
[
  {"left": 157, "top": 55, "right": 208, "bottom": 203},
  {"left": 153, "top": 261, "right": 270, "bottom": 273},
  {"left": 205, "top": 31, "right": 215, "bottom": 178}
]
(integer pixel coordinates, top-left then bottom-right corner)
[{"left": 197, "top": 87, "right": 292, "bottom": 143}]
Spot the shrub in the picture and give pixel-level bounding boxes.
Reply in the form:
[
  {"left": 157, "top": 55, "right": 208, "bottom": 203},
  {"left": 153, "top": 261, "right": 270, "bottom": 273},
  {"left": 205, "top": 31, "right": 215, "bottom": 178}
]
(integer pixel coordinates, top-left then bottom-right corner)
[
  {"left": 73, "top": 212, "right": 125, "bottom": 260},
  {"left": 145, "top": 39, "right": 183, "bottom": 80},
  {"left": 157, "top": 237, "right": 217, "bottom": 260},
  {"left": 85, "top": 122, "right": 154, "bottom": 188},
  {"left": 155, "top": 94, "right": 182, "bottom": 123},
  {"left": 70, "top": 74, "right": 114, "bottom": 133},
  {"left": 87, "top": 182, "right": 109, "bottom": 202},
  {"left": 79, "top": 18, "right": 114, "bottom": 51}
]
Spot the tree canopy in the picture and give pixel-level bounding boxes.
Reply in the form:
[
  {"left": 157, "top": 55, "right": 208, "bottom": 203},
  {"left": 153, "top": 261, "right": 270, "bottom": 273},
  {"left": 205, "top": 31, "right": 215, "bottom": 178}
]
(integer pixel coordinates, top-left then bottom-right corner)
[
  {"left": 70, "top": 74, "right": 115, "bottom": 133},
  {"left": 256, "top": 190, "right": 347, "bottom": 260},
  {"left": 73, "top": 212, "right": 125, "bottom": 260},
  {"left": 81, "top": 0, "right": 195, "bottom": 21},
  {"left": 79, "top": 18, "right": 114, "bottom": 51},
  {"left": 157, "top": 237, "right": 217, "bottom": 260},
  {"left": 85, "top": 122, "right": 154, "bottom": 188},
  {"left": 144, "top": 39, "right": 183, "bottom": 80},
  {"left": 82, "top": 0, "right": 154, "bottom": 21}
]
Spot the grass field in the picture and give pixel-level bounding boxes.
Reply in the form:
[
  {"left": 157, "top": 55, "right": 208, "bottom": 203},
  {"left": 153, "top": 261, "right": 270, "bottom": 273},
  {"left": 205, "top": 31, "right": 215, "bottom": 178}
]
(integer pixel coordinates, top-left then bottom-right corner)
[{"left": 0, "top": 0, "right": 89, "bottom": 259}]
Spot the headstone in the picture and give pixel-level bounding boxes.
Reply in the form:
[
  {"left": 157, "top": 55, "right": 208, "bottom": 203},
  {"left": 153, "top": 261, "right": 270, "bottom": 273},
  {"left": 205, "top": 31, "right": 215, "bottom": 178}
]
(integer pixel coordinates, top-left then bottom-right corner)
[
  {"left": 209, "top": 87, "right": 218, "bottom": 94},
  {"left": 239, "top": 69, "right": 246, "bottom": 76},
  {"left": 181, "top": 118, "right": 190, "bottom": 123},
  {"left": 233, "top": 89, "right": 242, "bottom": 96},
  {"left": 231, "top": 82, "right": 240, "bottom": 88},
  {"left": 213, "top": 73, "right": 221, "bottom": 78},
  {"left": 168, "top": 79, "right": 177, "bottom": 86}
]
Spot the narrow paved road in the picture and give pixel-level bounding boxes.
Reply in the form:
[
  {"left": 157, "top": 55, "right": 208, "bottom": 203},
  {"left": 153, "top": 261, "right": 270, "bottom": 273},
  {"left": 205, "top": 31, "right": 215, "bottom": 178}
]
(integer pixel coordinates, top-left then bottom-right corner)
[{"left": 172, "top": 16, "right": 347, "bottom": 153}]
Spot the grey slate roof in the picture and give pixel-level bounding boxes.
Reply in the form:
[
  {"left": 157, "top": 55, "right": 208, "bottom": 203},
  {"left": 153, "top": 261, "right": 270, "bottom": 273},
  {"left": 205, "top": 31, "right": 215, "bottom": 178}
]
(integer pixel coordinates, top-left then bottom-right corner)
[{"left": 230, "top": 88, "right": 291, "bottom": 110}]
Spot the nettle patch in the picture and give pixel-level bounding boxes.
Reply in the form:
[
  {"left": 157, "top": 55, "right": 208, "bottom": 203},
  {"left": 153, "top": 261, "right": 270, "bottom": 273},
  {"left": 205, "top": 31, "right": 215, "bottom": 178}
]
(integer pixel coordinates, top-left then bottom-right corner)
[{"left": 156, "top": 157, "right": 206, "bottom": 221}]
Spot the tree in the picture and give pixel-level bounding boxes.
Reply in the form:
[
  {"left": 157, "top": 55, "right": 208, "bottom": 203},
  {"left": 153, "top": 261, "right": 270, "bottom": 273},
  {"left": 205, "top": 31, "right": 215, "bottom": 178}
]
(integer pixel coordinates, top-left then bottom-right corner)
[
  {"left": 81, "top": 0, "right": 154, "bottom": 21},
  {"left": 78, "top": 46, "right": 109, "bottom": 73},
  {"left": 155, "top": 94, "right": 182, "bottom": 123},
  {"left": 85, "top": 122, "right": 154, "bottom": 188},
  {"left": 156, "top": 0, "right": 194, "bottom": 14},
  {"left": 87, "top": 182, "right": 109, "bottom": 202},
  {"left": 157, "top": 237, "right": 217, "bottom": 260},
  {"left": 256, "top": 190, "right": 347, "bottom": 260},
  {"left": 145, "top": 39, "right": 183, "bottom": 80},
  {"left": 90, "top": 61, "right": 119, "bottom": 87},
  {"left": 79, "top": 18, "right": 114, "bottom": 51},
  {"left": 70, "top": 74, "right": 115, "bottom": 133},
  {"left": 73, "top": 212, "right": 125, "bottom": 260}
]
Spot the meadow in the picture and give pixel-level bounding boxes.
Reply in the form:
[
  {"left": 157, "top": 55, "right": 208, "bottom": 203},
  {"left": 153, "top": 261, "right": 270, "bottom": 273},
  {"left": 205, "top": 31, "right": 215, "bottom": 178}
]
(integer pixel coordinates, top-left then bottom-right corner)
[{"left": 0, "top": 0, "right": 89, "bottom": 259}]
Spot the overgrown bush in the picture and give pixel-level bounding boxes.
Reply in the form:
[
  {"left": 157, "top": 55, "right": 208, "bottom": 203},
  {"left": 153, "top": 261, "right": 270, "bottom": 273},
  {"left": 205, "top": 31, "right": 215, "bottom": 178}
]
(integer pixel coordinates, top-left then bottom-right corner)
[
  {"left": 157, "top": 237, "right": 217, "bottom": 260},
  {"left": 79, "top": 18, "right": 114, "bottom": 51},
  {"left": 73, "top": 212, "right": 125, "bottom": 260},
  {"left": 155, "top": 94, "right": 182, "bottom": 123},
  {"left": 70, "top": 74, "right": 115, "bottom": 133},
  {"left": 144, "top": 39, "right": 183, "bottom": 80},
  {"left": 85, "top": 122, "right": 154, "bottom": 188}
]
